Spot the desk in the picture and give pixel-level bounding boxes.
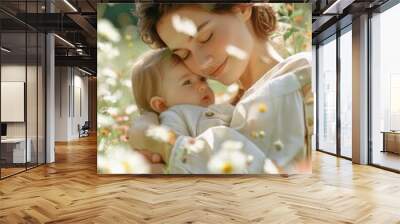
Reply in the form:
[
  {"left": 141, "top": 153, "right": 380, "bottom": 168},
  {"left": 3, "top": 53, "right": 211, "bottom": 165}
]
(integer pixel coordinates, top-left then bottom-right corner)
[
  {"left": 1, "top": 138, "right": 31, "bottom": 163},
  {"left": 381, "top": 131, "right": 400, "bottom": 154}
]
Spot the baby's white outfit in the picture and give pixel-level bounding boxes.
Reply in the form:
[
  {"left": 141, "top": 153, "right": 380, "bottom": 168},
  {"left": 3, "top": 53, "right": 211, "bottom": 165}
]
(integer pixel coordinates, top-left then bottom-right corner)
[{"left": 130, "top": 52, "right": 312, "bottom": 174}]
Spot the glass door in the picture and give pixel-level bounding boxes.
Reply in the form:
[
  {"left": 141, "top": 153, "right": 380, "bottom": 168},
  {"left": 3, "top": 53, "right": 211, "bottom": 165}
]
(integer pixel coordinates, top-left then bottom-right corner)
[
  {"left": 317, "top": 35, "right": 337, "bottom": 155},
  {"left": 370, "top": 3, "right": 400, "bottom": 172}
]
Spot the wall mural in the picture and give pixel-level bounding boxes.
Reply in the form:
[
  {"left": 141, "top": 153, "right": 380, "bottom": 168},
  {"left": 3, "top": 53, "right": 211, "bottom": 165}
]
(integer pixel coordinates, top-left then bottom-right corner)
[{"left": 97, "top": 3, "right": 313, "bottom": 174}]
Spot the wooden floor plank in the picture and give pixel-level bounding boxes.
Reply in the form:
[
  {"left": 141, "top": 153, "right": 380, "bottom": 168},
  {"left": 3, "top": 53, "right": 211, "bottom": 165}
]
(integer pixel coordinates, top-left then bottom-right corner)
[{"left": 0, "top": 135, "right": 399, "bottom": 223}]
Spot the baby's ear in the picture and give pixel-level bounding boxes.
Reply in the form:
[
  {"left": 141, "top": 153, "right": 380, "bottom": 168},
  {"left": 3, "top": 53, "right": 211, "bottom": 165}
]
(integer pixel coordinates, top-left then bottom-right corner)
[{"left": 150, "top": 96, "right": 167, "bottom": 113}]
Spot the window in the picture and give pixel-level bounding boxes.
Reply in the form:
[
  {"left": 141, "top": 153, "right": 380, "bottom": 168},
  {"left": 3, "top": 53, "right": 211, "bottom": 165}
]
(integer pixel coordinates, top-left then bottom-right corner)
[
  {"left": 339, "top": 28, "right": 352, "bottom": 158},
  {"left": 317, "top": 36, "right": 337, "bottom": 154},
  {"left": 370, "top": 2, "right": 400, "bottom": 171}
]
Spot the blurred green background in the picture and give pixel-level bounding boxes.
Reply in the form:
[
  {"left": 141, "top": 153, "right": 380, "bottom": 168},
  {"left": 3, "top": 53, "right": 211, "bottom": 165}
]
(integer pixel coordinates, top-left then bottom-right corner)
[{"left": 97, "top": 3, "right": 311, "bottom": 172}]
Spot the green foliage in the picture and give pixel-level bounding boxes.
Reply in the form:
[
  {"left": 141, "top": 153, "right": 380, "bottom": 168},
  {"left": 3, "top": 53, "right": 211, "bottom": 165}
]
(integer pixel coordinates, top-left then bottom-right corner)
[{"left": 272, "top": 3, "right": 312, "bottom": 57}]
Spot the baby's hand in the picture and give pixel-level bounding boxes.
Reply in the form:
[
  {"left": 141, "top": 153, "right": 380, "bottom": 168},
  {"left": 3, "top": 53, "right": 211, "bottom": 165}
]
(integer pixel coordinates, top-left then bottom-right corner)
[{"left": 137, "top": 149, "right": 164, "bottom": 163}]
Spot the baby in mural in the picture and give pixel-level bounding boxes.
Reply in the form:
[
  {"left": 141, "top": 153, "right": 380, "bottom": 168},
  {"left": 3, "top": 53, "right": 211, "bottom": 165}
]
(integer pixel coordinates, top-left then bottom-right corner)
[{"left": 129, "top": 48, "right": 311, "bottom": 174}]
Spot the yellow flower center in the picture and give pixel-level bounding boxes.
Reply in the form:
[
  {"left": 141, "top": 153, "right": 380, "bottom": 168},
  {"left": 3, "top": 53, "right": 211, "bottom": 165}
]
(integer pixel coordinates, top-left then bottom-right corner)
[
  {"left": 221, "top": 162, "right": 233, "bottom": 174},
  {"left": 122, "top": 161, "right": 133, "bottom": 172},
  {"left": 168, "top": 131, "right": 177, "bottom": 145},
  {"left": 258, "top": 103, "right": 268, "bottom": 113}
]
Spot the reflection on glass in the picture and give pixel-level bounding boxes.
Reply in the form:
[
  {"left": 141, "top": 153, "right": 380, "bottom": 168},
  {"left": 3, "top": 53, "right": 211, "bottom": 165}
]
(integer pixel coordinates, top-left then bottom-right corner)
[
  {"left": 390, "top": 75, "right": 400, "bottom": 130},
  {"left": 27, "top": 31, "right": 38, "bottom": 169},
  {"left": 340, "top": 29, "right": 352, "bottom": 158},
  {"left": 0, "top": 1, "right": 47, "bottom": 179},
  {"left": 1, "top": 31, "right": 27, "bottom": 177},
  {"left": 318, "top": 37, "right": 337, "bottom": 154},
  {"left": 38, "top": 32, "right": 46, "bottom": 165},
  {"left": 371, "top": 3, "right": 400, "bottom": 171}
]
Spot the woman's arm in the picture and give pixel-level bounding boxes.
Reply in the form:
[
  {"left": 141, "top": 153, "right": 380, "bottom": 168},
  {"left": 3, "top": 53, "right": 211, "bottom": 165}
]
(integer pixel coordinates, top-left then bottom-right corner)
[
  {"left": 129, "top": 109, "right": 192, "bottom": 163},
  {"left": 128, "top": 112, "right": 165, "bottom": 163},
  {"left": 128, "top": 111, "right": 159, "bottom": 150}
]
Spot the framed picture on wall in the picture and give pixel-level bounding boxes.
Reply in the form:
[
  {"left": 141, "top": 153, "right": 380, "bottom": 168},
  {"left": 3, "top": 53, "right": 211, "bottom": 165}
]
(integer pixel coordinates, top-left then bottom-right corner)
[
  {"left": 97, "top": 3, "right": 313, "bottom": 174},
  {"left": 1, "top": 81, "right": 25, "bottom": 122}
]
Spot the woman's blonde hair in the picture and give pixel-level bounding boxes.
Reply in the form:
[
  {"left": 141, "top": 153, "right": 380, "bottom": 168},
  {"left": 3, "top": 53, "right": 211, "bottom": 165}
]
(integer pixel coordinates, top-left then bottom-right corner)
[
  {"left": 131, "top": 48, "right": 175, "bottom": 114},
  {"left": 136, "top": 3, "right": 277, "bottom": 48}
]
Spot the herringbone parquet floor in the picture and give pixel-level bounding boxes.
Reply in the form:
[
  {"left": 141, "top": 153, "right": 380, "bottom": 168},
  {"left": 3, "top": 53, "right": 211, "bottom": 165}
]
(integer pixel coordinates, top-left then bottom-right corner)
[{"left": 0, "top": 135, "right": 400, "bottom": 224}]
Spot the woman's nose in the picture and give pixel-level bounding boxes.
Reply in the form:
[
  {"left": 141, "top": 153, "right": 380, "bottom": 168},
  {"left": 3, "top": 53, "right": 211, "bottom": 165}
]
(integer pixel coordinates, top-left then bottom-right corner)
[
  {"left": 197, "top": 82, "right": 206, "bottom": 92},
  {"left": 193, "top": 49, "right": 214, "bottom": 75}
]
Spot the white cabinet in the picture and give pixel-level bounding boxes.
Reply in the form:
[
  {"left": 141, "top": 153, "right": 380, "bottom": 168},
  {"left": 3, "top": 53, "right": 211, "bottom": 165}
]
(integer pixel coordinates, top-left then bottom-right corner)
[{"left": 1, "top": 138, "right": 32, "bottom": 163}]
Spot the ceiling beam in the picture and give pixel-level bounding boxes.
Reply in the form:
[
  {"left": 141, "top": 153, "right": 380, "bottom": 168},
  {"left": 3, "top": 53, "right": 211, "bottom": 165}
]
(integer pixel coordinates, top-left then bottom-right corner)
[{"left": 55, "top": 55, "right": 96, "bottom": 72}]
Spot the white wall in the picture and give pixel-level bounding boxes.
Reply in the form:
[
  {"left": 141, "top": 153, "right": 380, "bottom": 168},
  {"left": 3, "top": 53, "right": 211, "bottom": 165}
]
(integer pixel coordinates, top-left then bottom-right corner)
[
  {"left": 55, "top": 67, "right": 89, "bottom": 141},
  {"left": 71, "top": 73, "right": 89, "bottom": 138},
  {"left": 55, "top": 67, "right": 69, "bottom": 141},
  {"left": 1, "top": 65, "right": 37, "bottom": 138}
]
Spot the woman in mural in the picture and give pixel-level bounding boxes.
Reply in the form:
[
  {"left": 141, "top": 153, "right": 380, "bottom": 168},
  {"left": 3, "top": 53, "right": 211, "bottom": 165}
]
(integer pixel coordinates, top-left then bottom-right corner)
[{"left": 129, "top": 3, "right": 313, "bottom": 174}]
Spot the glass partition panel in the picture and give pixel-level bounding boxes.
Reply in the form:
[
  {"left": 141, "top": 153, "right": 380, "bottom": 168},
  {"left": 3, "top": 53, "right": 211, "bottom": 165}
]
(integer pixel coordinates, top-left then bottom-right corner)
[
  {"left": 317, "top": 37, "right": 337, "bottom": 154},
  {"left": 1, "top": 29, "right": 27, "bottom": 177},
  {"left": 0, "top": 0, "right": 46, "bottom": 179},
  {"left": 339, "top": 28, "right": 352, "bottom": 158},
  {"left": 38, "top": 32, "right": 45, "bottom": 165},
  {"left": 27, "top": 30, "right": 38, "bottom": 169},
  {"left": 371, "top": 3, "right": 400, "bottom": 171}
]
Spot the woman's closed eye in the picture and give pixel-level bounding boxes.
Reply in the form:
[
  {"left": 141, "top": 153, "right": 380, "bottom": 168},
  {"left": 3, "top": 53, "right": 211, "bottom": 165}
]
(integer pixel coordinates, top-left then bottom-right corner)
[
  {"left": 199, "top": 32, "right": 213, "bottom": 44},
  {"left": 199, "top": 77, "right": 207, "bottom": 82},
  {"left": 182, "top": 79, "right": 192, "bottom": 86}
]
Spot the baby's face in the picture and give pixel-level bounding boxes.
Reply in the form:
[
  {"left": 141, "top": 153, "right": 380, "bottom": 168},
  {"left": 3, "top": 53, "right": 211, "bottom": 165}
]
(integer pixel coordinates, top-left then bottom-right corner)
[{"left": 161, "top": 62, "right": 215, "bottom": 108}]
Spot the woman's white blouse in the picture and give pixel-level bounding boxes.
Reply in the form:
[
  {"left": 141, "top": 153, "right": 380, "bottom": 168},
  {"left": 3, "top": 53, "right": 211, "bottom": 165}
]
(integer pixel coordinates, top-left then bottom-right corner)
[{"left": 166, "top": 52, "right": 312, "bottom": 174}]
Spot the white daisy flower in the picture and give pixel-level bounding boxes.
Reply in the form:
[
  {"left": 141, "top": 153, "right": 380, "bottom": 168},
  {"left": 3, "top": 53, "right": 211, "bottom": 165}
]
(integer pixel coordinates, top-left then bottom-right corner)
[
  {"left": 97, "top": 138, "right": 106, "bottom": 152},
  {"left": 247, "top": 102, "right": 269, "bottom": 121},
  {"left": 171, "top": 14, "right": 197, "bottom": 36},
  {"left": 97, "top": 83, "right": 109, "bottom": 96},
  {"left": 125, "top": 105, "right": 138, "bottom": 115},
  {"left": 98, "top": 114, "right": 115, "bottom": 127},
  {"left": 106, "top": 48, "right": 120, "bottom": 59},
  {"left": 247, "top": 155, "right": 254, "bottom": 164},
  {"left": 123, "top": 79, "right": 132, "bottom": 88},
  {"left": 273, "top": 140, "right": 284, "bottom": 151},
  {"left": 183, "top": 138, "right": 206, "bottom": 154},
  {"left": 103, "top": 90, "right": 122, "bottom": 103},
  {"left": 227, "top": 83, "right": 239, "bottom": 93},
  {"left": 98, "top": 19, "right": 121, "bottom": 42},
  {"left": 101, "top": 67, "right": 118, "bottom": 79},
  {"left": 97, "top": 154, "right": 109, "bottom": 171},
  {"left": 215, "top": 93, "right": 231, "bottom": 104},
  {"left": 102, "top": 145, "right": 150, "bottom": 174},
  {"left": 264, "top": 159, "right": 279, "bottom": 174},
  {"left": 97, "top": 42, "right": 119, "bottom": 59},
  {"left": 146, "top": 125, "right": 174, "bottom": 143},
  {"left": 107, "top": 107, "right": 119, "bottom": 116},
  {"left": 208, "top": 140, "right": 248, "bottom": 174},
  {"left": 106, "top": 77, "right": 117, "bottom": 86},
  {"left": 226, "top": 45, "right": 248, "bottom": 60}
]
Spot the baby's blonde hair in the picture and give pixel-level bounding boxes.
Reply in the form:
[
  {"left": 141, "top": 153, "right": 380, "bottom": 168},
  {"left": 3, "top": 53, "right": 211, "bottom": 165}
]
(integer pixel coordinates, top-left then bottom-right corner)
[{"left": 131, "top": 48, "right": 176, "bottom": 114}]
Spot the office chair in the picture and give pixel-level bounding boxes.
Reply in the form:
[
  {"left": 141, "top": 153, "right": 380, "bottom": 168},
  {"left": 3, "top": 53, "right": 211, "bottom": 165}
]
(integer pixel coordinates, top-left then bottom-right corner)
[{"left": 79, "top": 121, "right": 90, "bottom": 138}]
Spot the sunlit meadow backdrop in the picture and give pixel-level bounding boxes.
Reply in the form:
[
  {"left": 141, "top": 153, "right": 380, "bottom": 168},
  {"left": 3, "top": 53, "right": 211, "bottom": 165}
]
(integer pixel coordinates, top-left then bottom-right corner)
[{"left": 97, "top": 3, "right": 311, "bottom": 174}]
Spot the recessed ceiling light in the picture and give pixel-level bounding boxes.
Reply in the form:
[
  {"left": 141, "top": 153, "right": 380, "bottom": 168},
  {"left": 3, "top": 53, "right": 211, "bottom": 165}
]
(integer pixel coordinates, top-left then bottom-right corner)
[
  {"left": 78, "top": 67, "right": 92, "bottom": 76},
  {"left": 54, "top": 34, "right": 75, "bottom": 48},
  {"left": 323, "top": 0, "right": 354, "bottom": 15},
  {"left": 1, "top": 47, "right": 11, "bottom": 53},
  {"left": 63, "top": 0, "right": 78, "bottom": 12}
]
